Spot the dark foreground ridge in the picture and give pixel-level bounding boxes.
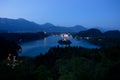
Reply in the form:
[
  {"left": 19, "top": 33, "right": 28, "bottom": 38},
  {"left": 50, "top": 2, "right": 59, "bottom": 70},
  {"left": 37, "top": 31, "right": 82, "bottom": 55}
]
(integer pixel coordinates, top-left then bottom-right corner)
[{"left": 0, "top": 36, "right": 120, "bottom": 80}]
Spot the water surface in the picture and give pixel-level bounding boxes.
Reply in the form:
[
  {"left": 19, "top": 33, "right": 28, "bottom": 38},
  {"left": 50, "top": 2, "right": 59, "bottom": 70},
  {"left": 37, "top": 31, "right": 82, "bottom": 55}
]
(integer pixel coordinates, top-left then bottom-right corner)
[{"left": 19, "top": 36, "right": 99, "bottom": 57}]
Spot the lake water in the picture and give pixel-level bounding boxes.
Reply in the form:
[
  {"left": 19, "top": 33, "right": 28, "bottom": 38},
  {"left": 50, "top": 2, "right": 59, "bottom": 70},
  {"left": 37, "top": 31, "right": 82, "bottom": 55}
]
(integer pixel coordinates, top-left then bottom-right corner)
[{"left": 19, "top": 36, "right": 99, "bottom": 57}]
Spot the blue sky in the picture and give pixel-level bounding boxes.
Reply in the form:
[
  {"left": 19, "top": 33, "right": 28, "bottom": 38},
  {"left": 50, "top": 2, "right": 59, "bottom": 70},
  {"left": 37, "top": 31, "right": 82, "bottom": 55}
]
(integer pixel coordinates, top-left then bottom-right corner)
[{"left": 0, "top": 0, "right": 120, "bottom": 28}]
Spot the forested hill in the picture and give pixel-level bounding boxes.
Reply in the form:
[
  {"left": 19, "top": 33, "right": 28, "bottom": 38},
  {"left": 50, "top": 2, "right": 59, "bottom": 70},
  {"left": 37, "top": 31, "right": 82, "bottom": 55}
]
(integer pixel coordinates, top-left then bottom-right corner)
[
  {"left": 0, "top": 32, "right": 47, "bottom": 43},
  {"left": 76, "top": 28, "right": 102, "bottom": 37},
  {"left": 75, "top": 29, "right": 120, "bottom": 46}
]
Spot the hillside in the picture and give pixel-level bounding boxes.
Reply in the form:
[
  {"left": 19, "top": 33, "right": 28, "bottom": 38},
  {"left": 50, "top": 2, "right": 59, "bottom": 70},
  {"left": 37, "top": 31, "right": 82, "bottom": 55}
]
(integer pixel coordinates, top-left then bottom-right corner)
[
  {"left": 76, "top": 28, "right": 102, "bottom": 37},
  {"left": 75, "top": 29, "right": 120, "bottom": 46}
]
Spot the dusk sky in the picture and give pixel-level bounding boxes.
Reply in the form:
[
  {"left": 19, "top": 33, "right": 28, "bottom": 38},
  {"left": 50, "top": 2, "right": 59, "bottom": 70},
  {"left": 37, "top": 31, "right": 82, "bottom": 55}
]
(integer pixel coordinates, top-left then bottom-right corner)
[{"left": 0, "top": 0, "right": 120, "bottom": 28}]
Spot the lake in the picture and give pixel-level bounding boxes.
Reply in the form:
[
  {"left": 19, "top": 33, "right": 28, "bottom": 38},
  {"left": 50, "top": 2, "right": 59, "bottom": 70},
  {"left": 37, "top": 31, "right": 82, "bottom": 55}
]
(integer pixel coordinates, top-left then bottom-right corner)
[{"left": 19, "top": 36, "right": 99, "bottom": 57}]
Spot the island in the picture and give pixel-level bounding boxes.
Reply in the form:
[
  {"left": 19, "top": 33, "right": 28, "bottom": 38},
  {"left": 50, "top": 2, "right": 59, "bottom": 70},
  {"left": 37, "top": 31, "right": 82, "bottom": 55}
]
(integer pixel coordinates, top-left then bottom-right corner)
[{"left": 58, "top": 38, "right": 72, "bottom": 45}]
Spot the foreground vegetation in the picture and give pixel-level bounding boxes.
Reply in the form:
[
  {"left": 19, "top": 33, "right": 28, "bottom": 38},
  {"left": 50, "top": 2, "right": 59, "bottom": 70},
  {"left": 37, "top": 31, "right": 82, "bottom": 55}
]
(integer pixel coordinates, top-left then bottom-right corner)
[{"left": 0, "top": 44, "right": 120, "bottom": 80}]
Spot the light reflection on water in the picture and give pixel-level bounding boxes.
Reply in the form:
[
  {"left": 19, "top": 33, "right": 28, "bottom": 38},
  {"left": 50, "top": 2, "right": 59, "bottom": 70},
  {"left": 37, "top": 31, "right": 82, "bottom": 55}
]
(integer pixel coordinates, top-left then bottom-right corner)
[{"left": 19, "top": 36, "right": 99, "bottom": 57}]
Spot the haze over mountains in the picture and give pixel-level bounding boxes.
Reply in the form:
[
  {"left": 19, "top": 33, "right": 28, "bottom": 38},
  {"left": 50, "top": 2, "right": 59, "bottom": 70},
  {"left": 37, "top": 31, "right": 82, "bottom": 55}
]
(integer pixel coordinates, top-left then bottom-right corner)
[{"left": 0, "top": 18, "right": 86, "bottom": 33}]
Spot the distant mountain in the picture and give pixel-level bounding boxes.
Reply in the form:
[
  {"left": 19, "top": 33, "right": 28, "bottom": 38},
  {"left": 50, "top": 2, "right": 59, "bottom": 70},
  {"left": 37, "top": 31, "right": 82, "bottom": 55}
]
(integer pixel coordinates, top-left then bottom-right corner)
[
  {"left": 0, "top": 18, "right": 42, "bottom": 32},
  {"left": 41, "top": 23, "right": 55, "bottom": 28},
  {"left": 0, "top": 18, "right": 87, "bottom": 33},
  {"left": 69, "top": 25, "right": 86, "bottom": 32},
  {"left": 41, "top": 25, "right": 86, "bottom": 32},
  {"left": 0, "top": 30, "right": 8, "bottom": 33},
  {"left": 95, "top": 26, "right": 120, "bottom": 32}
]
